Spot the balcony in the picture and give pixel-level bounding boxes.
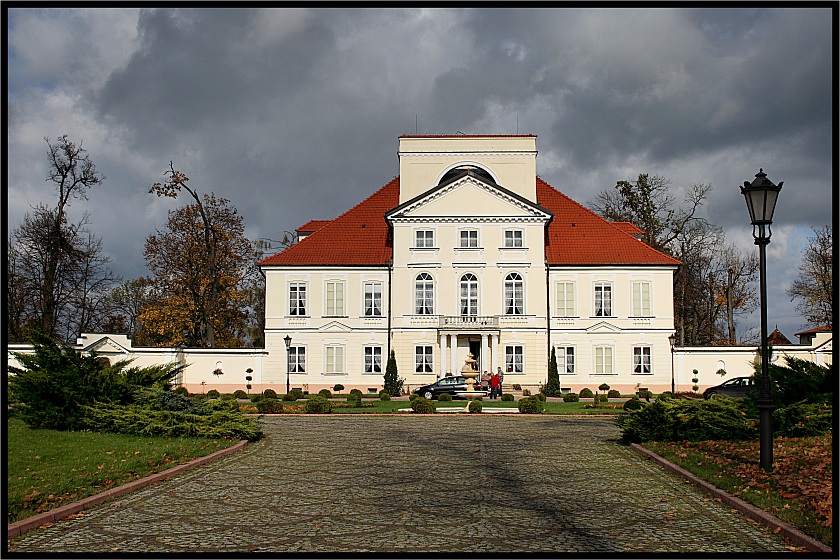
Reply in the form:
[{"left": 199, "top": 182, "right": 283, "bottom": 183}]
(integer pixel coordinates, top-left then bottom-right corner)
[{"left": 439, "top": 315, "right": 500, "bottom": 330}]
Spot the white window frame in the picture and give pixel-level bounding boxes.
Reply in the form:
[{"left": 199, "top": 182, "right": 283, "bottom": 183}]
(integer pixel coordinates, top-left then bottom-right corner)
[
  {"left": 325, "top": 345, "right": 345, "bottom": 374},
  {"left": 633, "top": 346, "right": 652, "bottom": 374},
  {"left": 364, "top": 282, "right": 382, "bottom": 317},
  {"left": 505, "top": 345, "right": 524, "bottom": 373},
  {"left": 415, "top": 345, "right": 434, "bottom": 373},
  {"left": 460, "top": 273, "right": 479, "bottom": 316},
  {"left": 288, "top": 346, "right": 306, "bottom": 373},
  {"left": 556, "top": 281, "right": 576, "bottom": 317},
  {"left": 415, "top": 273, "right": 434, "bottom": 315},
  {"left": 289, "top": 282, "right": 307, "bottom": 316},
  {"left": 504, "top": 272, "right": 524, "bottom": 315},
  {"left": 556, "top": 346, "right": 575, "bottom": 375},
  {"left": 504, "top": 229, "right": 523, "bottom": 248},
  {"left": 459, "top": 229, "right": 479, "bottom": 248},
  {"left": 594, "top": 346, "right": 614, "bottom": 374},
  {"left": 325, "top": 281, "right": 345, "bottom": 317},
  {"left": 364, "top": 346, "right": 382, "bottom": 374},
  {"left": 632, "top": 281, "right": 651, "bottom": 317},
  {"left": 594, "top": 282, "right": 612, "bottom": 317},
  {"left": 415, "top": 229, "right": 435, "bottom": 248}
]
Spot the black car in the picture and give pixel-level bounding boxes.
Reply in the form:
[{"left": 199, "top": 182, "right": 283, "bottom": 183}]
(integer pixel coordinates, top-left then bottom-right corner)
[
  {"left": 413, "top": 376, "right": 485, "bottom": 400},
  {"left": 703, "top": 376, "right": 757, "bottom": 399}
]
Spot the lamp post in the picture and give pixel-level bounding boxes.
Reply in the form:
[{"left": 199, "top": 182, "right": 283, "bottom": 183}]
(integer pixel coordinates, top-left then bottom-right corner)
[
  {"left": 741, "top": 168, "right": 782, "bottom": 472},
  {"left": 284, "top": 334, "right": 292, "bottom": 396},
  {"left": 668, "top": 332, "right": 676, "bottom": 395}
]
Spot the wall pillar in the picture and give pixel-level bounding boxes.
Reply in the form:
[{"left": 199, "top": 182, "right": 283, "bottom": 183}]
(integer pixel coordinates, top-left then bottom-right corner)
[
  {"left": 450, "top": 334, "right": 458, "bottom": 375},
  {"left": 480, "top": 333, "right": 488, "bottom": 375},
  {"left": 439, "top": 332, "right": 447, "bottom": 379}
]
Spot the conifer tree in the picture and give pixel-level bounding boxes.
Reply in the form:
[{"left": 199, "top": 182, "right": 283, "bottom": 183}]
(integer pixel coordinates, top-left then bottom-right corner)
[
  {"left": 544, "top": 346, "right": 561, "bottom": 395},
  {"left": 383, "top": 350, "right": 403, "bottom": 396}
]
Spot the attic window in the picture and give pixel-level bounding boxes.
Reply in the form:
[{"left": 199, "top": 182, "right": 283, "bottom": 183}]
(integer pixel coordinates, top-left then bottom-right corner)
[{"left": 437, "top": 165, "right": 496, "bottom": 187}]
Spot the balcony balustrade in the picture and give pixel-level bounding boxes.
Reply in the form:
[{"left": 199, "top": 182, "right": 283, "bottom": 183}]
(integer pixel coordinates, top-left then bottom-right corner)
[{"left": 439, "top": 315, "right": 499, "bottom": 330}]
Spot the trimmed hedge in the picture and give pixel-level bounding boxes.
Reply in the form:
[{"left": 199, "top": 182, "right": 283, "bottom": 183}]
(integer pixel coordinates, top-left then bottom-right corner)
[
  {"left": 607, "top": 389, "right": 621, "bottom": 398},
  {"left": 206, "top": 389, "right": 221, "bottom": 399},
  {"left": 318, "top": 389, "right": 332, "bottom": 398},
  {"left": 438, "top": 393, "right": 453, "bottom": 402},
  {"left": 501, "top": 393, "right": 515, "bottom": 402},
  {"left": 233, "top": 390, "right": 247, "bottom": 399},
  {"left": 579, "top": 388, "right": 594, "bottom": 398},
  {"left": 379, "top": 391, "right": 391, "bottom": 401},
  {"left": 410, "top": 397, "right": 436, "bottom": 414},
  {"left": 563, "top": 393, "right": 580, "bottom": 402},
  {"left": 518, "top": 396, "right": 544, "bottom": 414},
  {"left": 468, "top": 400, "right": 483, "bottom": 413},
  {"left": 263, "top": 389, "right": 278, "bottom": 399},
  {"left": 257, "top": 398, "right": 283, "bottom": 414},
  {"left": 304, "top": 396, "right": 332, "bottom": 414}
]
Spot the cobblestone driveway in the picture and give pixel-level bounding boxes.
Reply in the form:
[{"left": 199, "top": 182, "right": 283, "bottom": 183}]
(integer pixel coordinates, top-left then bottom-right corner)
[{"left": 9, "top": 415, "right": 792, "bottom": 554}]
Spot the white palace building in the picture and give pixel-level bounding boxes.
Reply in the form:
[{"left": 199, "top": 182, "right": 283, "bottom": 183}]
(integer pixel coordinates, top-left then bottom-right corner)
[{"left": 7, "top": 135, "right": 833, "bottom": 395}]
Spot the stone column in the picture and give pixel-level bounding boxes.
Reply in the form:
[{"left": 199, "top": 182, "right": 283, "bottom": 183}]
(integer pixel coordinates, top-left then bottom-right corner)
[
  {"left": 450, "top": 334, "right": 458, "bottom": 375},
  {"left": 491, "top": 333, "right": 498, "bottom": 374},
  {"left": 481, "top": 333, "right": 488, "bottom": 376},
  {"left": 439, "top": 332, "right": 447, "bottom": 378}
]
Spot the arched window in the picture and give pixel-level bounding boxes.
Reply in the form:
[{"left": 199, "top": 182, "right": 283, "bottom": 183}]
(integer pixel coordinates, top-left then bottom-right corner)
[
  {"left": 415, "top": 273, "right": 434, "bottom": 315},
  {"left": 460, "top": 273, "right": 478, "bottom": 316},
  {"left": 504, "top": 273, "right": 524, "bottom": 315}
]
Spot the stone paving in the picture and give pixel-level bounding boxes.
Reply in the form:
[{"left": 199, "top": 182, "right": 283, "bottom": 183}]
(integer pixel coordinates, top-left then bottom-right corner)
[{"left": 8, "top": 415, "right": 794, "bottom": 554}]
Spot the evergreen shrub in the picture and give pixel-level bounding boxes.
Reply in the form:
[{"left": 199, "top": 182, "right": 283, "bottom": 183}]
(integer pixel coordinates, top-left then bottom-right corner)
[
  {"left": 518, "top": 396, "right": 543, "bottom": 414},
  {"left": 233, "top": 390, "right": 247, "bottom": 399},
  {"left": 220, "top": 393, "right": 236, "bottom": 401},
  {"left": 408, "top": 393, "right": 420, "bottom": 401},
  {"left": 206, "top": 389, "right": 221, "bottom": 399},
  {"left": 379, "top": 391, "right": 391, "bottom": 401},
  {"left": 347, "top": 392, "right": 362, "bottom": 408},
  {"left": 535, "top": 392, "right": 546, "bottom": 402},
  {"left": 304, "top": 396, "right": 332, "bottom": 414},
  {"left": 174, "top": 386, "right": 189, "bottom": 397},
  {"left": 563, "top": 393, "right": 580, "bottom": 402},
  {"left": 438, "top": 393, "right": 453, "bottom": 402},
  {"left": 318, "top": 389, "right": 332, "bottom": 398},
  {"left": 263, "top": 389, "right": 277, "bottom": 399},
  {"left": 623, "top": 397, "right": 643, "bottom": 411},
  {"left": 468, "top": 400, "right": 483, "bottom": 413},
  {"left": 607, "top": 389, "right": 621, "bottom": 398},
  {"left": 410, "top": 397, "right": 436, "bottom": 414},
  {"left": 773, "top": 400, "right": 833, "bottom": 437},
  {"left": 257, "top": 398, "right": 283, "bottom": 414},
  {"left": 579, "top": 388, "right": 594, "bottom": 398},
  {"left": 250, "top": 394, "right": 264, "bottom": 403},
  {"left": 553, "top": 389, "right": 564, "bottom": 397},
  {"left": 501, "top": 393, "right": 515, "bottom": 402},
  {"left": 637, "top": 389, "right": 653, "bottom": 401},
  {"left": 333, "top": 384, "right": 345, "bottom": 393}
]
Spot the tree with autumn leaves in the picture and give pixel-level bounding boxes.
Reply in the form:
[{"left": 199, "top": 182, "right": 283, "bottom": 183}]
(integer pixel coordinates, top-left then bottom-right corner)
[{"left": 140, "top": 164, "right": 261, "bottom": 348}]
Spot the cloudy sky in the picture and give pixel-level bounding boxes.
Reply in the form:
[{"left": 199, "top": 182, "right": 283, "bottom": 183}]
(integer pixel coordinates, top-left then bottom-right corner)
[{"left": 6, "top": 7, "right": 835, "bottom": 343}]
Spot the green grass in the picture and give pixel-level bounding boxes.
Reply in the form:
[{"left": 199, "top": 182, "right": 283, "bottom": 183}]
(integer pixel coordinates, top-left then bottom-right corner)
[{"left": 6, "top": 416, "right": 240, "bottom": 524}]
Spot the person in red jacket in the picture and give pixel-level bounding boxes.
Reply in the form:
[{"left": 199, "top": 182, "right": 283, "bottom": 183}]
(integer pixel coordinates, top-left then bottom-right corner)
[{"left": 490, "top": 371, "right": 501, "bottom": 399}]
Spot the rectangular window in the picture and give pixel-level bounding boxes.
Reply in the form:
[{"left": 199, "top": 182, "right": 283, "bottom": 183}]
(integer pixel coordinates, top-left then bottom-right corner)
[
  {"left": 556, "top": 282, "right": 575, "bottom": 317},
  {"left": 557, "top": 346, "right": 575, "bottom": 374},
  {"left": 288, "top": 347, "right": 305, "bottom": 373},
  {"left": 634, "top": 347, "right": 652, "bottom": 374},
  {"left": 594, "top": 283, "right": 612, "bottom": 316},
  {"left": 595, "top": 346, "right": 614, "bottom": 374},
  {"left": 459, "top": 230, "right": 478, "bottom": 248},
  {"left": 364, "top": 283, "right": 382, "bottom": 316},
  {"left": 326, "top": 282, "right": 344, "bottom": 316},
  {"left": 504, "top": 230, "right": 523, "bottom": 247},
  {"left": 632, "top": 282, "right": 651, "bottom": 316},
  {"left": 289, "top": 283, "right": 306, "bottom": 316},
  {"left": 415, "top": 346, "right": 434, "bottom": 373},
  {"left": 325, "top": 346, "right": 345, "bottom": 374},
  {"left": 364, "top": 346, "right": 382, "bottom": 374},
  {"left": 505, "top": 346, "right": 524, "bottom": 373},
  {"left": 415, "top": 230, "right": 434, "bottom": 248}
]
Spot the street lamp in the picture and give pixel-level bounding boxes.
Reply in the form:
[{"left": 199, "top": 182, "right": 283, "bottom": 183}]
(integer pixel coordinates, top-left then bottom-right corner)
[
  {"left": 284, "top": 334, "right": 293, "bottom": 395},
  {"left": 741, "top": 168, "right": 782, "bottom": 472},
  {"left": 668, "top": 332, "right": 676, "bottom": 395}
]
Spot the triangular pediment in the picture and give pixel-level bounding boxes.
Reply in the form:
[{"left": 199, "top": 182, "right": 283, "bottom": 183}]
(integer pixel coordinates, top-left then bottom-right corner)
[
  {"left": 81, "top": 336, "right": 131, "bottom": 354},
  {"left": 386, "top": 174, "right": 552, "bottom": 222},
  {"left": 318, "top": 321, "right": 353, "bottom": 332},
  {"left": 586, "top": 321, "right": 621, "bottom": 333}
]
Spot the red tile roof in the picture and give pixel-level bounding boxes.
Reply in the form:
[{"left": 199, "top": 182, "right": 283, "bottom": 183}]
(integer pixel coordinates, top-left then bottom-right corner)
[
  {"left": 794, "top": 325, "right": 832, "bottom": 336},
  {"left": 296, "top": 219, "right": 332, "bottom": 234},
  {"left": 259, "top": 176, "right": 681, "bottom": 267},
  {"left": 611, "top": 222, "right": 645, "bottom": 236},
  {"left": 258, "top": 178, "right": 399, "bottom": 266},
  {"left": 768, "top": 328, "right": 792, "bottom": 345},
  {"left": 537, "top": 178, "right": 681, "bottom": 266}
]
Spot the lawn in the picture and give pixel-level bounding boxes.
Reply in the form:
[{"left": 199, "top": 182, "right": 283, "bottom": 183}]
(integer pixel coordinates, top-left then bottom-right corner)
[
  {"left": 6, "top": 416, "right": 240, "bottom": 524},
  {"left": 643, "top": 434, "right": 832, "bottom": 547}
]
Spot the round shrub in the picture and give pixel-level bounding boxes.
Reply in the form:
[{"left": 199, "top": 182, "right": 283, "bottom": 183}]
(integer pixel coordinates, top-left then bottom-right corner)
[
  {"left": 637, "top": 389, "right": 653, "bottom": 401},
  {"left": 257, "top": 398, "right": 283, "bottom": 414},
  {"left": 346, "top": 393, "right": 362, "bottom": 408},
  {"left": 438, "top": 393, "right": 453, "bottom": 402},
  {"left": 333, "top": 384, "right": 345, "bottom": 393},
  {"left": 250, "top": 394, "right": 264, "bottom": 403},
  {"left": 174, "top": 386, "right": 189, "bottom": 397},
  {"left": 410, "top": 397, "right": 436, "bottom": 414},
  {"left": 579, "top": 388, "right": 594, "bottom": 398},
  {"left": 598, "top": 383, "right": 611, "bottom": 394},
  {"left": 563, "top": 393, "right": 580, "bottom": 402},
  {"left": 535, "top": 392, "right": 546, "bottom": 402},
  {"left": 284, "top": 388, "right": 304, "bottom": 401},
  {"left": 501, "top": 393, "right": 514, "bottom": 402},
  {"left": 408, "top": 392, "right": 420, "bottom": 401},
  {"left": 263, "top": 388, "right": 277, "bottom": 399},
  {"left": 318, "top": 389, "right": 332, "bottom": 398},
  {"left": 518, "top": 396, "right": 544, "bottom": 414},
  {"left": 595, "top": 394, "right": 608, "bottom": 403},
  {"left": 349, "top": 388, "right": 363, "bottom": 398},
  {"left": 304, "top": 396, "right": 332, "bottom": 414},
  {"left": 607, "top": 389, "right": 621, "bottom": 399},
  {"left": 206, "top": 389, "right": 220, "bottom": 399},
  {"left": 623, "top": 397, "right": 643, "bottom": 411},
  {"left": 220, "top": 393, "right": 236, "bottom": 401},
  {"left": 233, "top": 390, "right": 247, "bottom": 399},
  {"left": 468, "top": 400, "right": 483, "bottom": 413},
  {"left": 379, "top": 390, "right": 391, "bottom": 401}
]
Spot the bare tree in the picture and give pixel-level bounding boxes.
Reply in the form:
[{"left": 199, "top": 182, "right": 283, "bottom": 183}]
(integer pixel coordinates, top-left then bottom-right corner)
[{"left": 787, "top": 225, "right": 833, "bottom": 328}]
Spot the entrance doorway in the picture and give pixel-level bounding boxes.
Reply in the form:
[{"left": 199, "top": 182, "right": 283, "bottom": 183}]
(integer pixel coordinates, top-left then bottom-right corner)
[{"left": 469, "top": 340, "right": 481, "bottom": 372}]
